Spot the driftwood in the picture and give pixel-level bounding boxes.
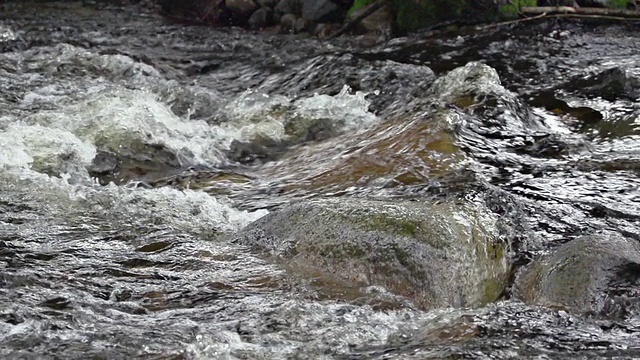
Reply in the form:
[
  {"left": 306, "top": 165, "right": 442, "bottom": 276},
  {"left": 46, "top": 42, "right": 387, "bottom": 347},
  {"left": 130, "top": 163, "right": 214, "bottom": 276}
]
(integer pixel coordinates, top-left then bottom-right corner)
[
  {"left": 326, "top": 3, "right": 640, "bottom": 39},
  {"left": 326, "top": 0, "right": 391, "bottom": 40},
  {"left": 521, "top": 6, "right": 640, "bottom": 17},
  {"left": 477, "top": 5, "right": 640, "bottom": 30}
]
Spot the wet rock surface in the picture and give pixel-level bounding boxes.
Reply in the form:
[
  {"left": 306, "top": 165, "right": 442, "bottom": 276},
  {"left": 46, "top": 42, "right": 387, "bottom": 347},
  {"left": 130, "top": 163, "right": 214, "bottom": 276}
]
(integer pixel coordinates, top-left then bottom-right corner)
[
  {"left": 515, "top": 232, "right": 640, "bottom": 318},
  {"left": 233, "top": 197, "right": 511, "bottom": 310},
  {"left": 1, "top": 3, "right": 640, "bottom": 359}
]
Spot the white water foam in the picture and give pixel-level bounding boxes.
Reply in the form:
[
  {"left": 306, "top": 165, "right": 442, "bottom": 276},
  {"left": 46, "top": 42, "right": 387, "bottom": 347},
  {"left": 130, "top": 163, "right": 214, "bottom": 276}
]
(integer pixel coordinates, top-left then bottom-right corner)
[
  {"left": 0, "top": 114, "right": 265, "bottom": 235},
  {"left": 0, "top": 44, "right": 377, "bottom": 235},
  {"left": 213, "top": 85, "right": 379, "bottom": 146},
  {"left": 23, "top": 86, "right": 228, "bottom": 166},
  {"left": 294, "top": 85, "right": 378, "bottom": 133},
  {"left": 0, "top": 23, "right": 17, "bottom": 43},
  {"left": 0, "top": 124, "right": 96, "bottom": 177}
]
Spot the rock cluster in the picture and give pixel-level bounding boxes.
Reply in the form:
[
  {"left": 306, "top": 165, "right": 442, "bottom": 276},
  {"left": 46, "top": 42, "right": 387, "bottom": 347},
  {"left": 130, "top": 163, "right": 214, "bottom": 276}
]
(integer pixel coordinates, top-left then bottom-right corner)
[
  {"left": 224, "top": 0, "right": 348, "bottom": 36},
  {"left": 166, "top": 0, "right": 388, "bottom": 37}
]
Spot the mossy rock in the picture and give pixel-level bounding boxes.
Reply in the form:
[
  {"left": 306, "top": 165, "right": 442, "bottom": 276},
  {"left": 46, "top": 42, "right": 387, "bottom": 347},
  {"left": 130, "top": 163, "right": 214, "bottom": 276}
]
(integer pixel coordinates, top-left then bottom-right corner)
[
  {"left": 232, "top": 197, "right": 512, "bottom": 310},
  {"left": 514, "top": 232, "right": 640, "bottom": 318}
]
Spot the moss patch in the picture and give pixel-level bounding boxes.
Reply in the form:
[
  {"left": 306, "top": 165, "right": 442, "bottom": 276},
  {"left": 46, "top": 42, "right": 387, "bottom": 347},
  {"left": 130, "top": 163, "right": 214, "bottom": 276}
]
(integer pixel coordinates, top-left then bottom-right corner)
[
  {"left": 498, "top": 0, "right": 536, "bottom": 18},
  {"left": 481, "top": 278, "right": 504, "bottom": 304},
  {"left": 395, "top": 0, "right": 466, "bottom": 32},
  {"left": 364, "top": 214, "right": 420, "bottom": 237},
  {"left": 608, "top": 0, "right": 633, "bottom": 8},
  {"left": 347, "top": 0, "right": 378, "bottom": 16}
]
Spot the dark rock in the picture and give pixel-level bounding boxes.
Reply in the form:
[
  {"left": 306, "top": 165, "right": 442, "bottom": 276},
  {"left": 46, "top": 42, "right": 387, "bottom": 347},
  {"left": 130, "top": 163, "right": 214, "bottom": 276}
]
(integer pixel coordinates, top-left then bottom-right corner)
[
  {"left": 232, "top": 197, "right": 512, "bottom": 310},
  {"left": 284, "top": 116, "right": 338, "bottom": 142},
  {"left": 575, "top": 67, "right": 640, "bottom": 101},
  {"left": 514, "top": 232, "right": 640, "bottom": 318},
  {"left": 227, "top": 138, "right": 288, "bottom": 165},
  {"left": 359, "top": 60, "right": 436, "bottom": 115},
  {"left": 89, "top": 150, "right": 119, "bottom": 174},
  {"left": 578, "top": 0, "right": 610, "bottom": 6},
  {"left": 293, "top": 17, "right": 309, "bottom": 33},
  {"left": 256, "top": 0, "right": 277, "bottom": 7},
  {"left": 279, "top": 13, "right": 297, "bottom": 32},
  {"left": 301, "top": 0, "right": 344, "bottom": 23},
  {"left": 248, "top": 7, "right": 274, "bottom": 29},
  {"left": 87, "top": 144, "right": 188, "bottom": 186},
  {"left": 274, "top": 0, "right": 301, "bottom": 15},
  {"left": 158, "top": 0, "right": 231, "bottom": 25},
  {"left": 40, "top": 297, "right": 72, "bottom": 310},
  {"left": 225, "top": 0, "right": 258, "bottom": 15}
]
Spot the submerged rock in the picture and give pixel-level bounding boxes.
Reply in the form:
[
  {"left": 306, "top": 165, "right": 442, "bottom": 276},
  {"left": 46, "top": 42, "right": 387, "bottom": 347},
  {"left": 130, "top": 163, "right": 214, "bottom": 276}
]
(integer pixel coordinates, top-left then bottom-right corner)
[
  {"left": 575, "top": 66, "right": 640, "bottom": 101},
  {"left": 514, "top": 232, "right": 640, "bottom": 318},
  {"left": 232, "top": 197, "right": 512, "bottom": 310},
  {"left": 430, "top": 62, "right": 542, "bottom": 132},
  {"left": 430, "top": 62, "right": 508, "bottom": 103},
  {"left": 272, "top": 110, "right": 465, "bottom": 195},
  {"left": 227, "top": 137, "right": 288, "bottom": 165}
]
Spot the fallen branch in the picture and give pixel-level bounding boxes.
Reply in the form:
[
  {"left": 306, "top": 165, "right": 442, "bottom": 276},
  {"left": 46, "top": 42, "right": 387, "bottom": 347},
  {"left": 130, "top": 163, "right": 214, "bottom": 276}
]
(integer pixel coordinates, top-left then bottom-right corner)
[
  {"left": 326, "top": 0, "right": 390, "bottom": 40},
  {"left": 522, "top": 6, "right": 577, "bottom": 14},
  {"left": 521, "top": 6, "right": 640, "bottom": 17},
  {"left": 476, "top": 11, "right": 548, "bottom": 30}
]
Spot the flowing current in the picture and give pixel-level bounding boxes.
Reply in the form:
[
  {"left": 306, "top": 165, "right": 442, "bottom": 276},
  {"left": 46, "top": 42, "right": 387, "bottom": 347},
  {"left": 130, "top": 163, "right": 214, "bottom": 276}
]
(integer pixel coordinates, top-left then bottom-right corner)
[{"left": 1, "top": 2, "right": 640, "bottom": 359}]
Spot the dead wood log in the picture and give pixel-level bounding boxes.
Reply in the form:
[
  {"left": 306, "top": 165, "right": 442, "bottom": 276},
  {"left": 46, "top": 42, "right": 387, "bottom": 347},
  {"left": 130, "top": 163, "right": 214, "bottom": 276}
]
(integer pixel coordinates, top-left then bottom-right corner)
[{"left": 521, "top": 6, "right": 640, "bottom": 17}]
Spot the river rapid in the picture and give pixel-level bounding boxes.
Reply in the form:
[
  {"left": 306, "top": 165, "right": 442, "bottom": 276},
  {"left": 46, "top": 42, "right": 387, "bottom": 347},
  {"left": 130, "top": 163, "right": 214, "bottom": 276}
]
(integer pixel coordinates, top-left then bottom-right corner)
[{"left": 1, "top": 2, "right": 640, "bottom": 359}]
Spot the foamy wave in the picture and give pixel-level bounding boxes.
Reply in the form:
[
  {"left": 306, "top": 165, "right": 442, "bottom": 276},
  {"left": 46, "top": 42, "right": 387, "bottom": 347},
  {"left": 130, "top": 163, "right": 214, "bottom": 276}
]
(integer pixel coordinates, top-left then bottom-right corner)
[
  {"left": 294, "top": 85, "right": 377, "bottom": 132},
  {"left": 0, "top": 124, "right": 95, "bottom": 177},
  {"left": 24, "top": 87, "right": 227, "bottom": 166}
]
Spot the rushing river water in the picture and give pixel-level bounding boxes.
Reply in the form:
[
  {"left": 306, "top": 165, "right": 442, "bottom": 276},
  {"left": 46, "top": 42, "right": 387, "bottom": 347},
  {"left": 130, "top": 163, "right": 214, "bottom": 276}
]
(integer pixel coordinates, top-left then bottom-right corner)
[{"left": 1, "top": 2, "right": 640, "bottom": 359}]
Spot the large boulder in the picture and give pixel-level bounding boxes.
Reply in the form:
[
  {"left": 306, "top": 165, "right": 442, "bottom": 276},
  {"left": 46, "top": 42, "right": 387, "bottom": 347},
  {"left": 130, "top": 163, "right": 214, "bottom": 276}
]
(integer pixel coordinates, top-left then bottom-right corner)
[
  {"left": 514, "top": 232, "right": 640, "bottom": 318},
  {"left": 301, "top": 0, "right": 345, "bottom": 23},
  {"left": 232, "top": 197, "right": 512, "bottom": 310}
]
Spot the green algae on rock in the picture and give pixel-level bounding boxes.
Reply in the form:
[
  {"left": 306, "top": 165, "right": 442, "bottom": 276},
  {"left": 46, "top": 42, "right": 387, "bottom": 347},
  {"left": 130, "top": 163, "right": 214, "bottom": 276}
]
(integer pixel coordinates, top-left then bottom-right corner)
[{"left": 232, "top": 197, "right": 512, "bottom": 310}]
